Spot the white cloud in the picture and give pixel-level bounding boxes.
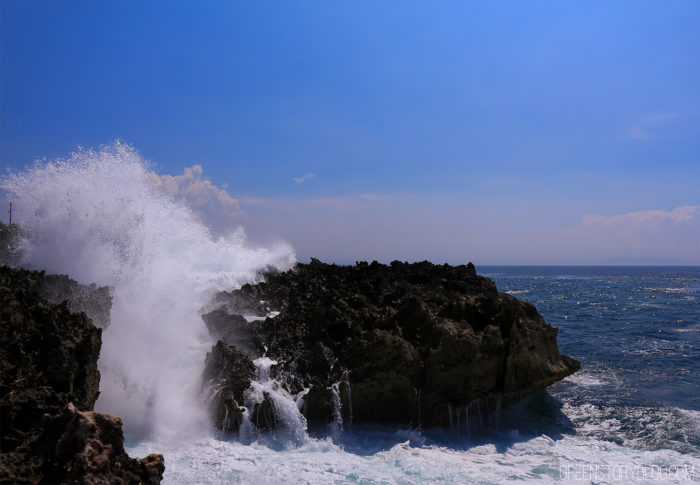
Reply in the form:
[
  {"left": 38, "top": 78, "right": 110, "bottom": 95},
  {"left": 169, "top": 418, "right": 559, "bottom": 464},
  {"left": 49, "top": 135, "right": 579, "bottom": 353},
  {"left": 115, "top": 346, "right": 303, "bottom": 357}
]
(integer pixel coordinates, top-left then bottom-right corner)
[
  {"left": 626, "top": 113, "right": 677, "bottom": 140},
  {"left": 292, "top": 173, "right": 315, "bottom": 184},
  {"left": 148, "top": 165, "right": 242, "bottom": 232}
]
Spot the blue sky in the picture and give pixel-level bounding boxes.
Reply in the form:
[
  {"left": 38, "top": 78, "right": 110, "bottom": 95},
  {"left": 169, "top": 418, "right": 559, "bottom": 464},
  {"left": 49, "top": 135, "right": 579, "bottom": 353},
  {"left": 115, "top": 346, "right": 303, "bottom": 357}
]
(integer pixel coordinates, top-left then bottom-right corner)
[{"left": 2, "top": 1, "right": 699, "bottom": 264}]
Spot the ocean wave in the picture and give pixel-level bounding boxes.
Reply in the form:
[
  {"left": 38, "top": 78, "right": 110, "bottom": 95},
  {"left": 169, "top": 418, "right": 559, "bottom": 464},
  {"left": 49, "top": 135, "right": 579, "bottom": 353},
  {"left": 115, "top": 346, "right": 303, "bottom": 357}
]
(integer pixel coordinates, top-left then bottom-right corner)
[{"left": 561, "top": 403, "right": 700, "bottom": 456}]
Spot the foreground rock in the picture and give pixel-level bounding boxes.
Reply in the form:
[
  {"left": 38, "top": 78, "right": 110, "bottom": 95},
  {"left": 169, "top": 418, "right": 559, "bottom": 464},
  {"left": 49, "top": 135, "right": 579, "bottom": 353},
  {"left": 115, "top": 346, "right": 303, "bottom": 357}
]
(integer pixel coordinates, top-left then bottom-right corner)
[
  {"left": 203, "top": 259, "right": 580, "bottom": 431},
  {"left": 0, "top": 266, "right": 164, "bottom": 483}
]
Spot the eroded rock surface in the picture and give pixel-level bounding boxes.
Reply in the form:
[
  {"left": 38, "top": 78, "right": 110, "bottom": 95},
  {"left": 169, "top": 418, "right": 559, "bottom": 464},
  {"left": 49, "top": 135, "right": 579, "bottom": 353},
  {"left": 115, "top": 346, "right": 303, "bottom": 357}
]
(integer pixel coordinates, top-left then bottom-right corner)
[{"left": 202, "top": 259, "right": 580, "bottom": 431}]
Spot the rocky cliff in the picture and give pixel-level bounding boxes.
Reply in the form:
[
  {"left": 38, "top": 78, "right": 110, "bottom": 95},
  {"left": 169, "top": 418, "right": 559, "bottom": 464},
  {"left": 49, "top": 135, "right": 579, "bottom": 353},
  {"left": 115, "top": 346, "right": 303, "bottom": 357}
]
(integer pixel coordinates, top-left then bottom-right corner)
[
  {"left": 0, "top": 266, "right": 164, "bottom": 484},
  {"left": 203, "top": 259, "right": 580, "bottom": 432}
]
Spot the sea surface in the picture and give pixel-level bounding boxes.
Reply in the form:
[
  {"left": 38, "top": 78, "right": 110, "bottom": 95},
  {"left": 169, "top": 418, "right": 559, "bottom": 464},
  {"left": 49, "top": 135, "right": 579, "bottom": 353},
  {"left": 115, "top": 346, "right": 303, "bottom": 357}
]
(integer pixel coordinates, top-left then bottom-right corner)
[{"left": 129, "top": 266, "right": 700, "bottom": 484}]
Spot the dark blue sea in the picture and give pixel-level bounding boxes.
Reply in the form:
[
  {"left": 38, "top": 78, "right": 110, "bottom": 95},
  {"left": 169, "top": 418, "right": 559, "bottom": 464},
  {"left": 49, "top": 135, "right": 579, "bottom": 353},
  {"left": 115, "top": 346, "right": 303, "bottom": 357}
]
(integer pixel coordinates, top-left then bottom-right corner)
[
  {"left": 127, "top": 266, "right": 700, "bottom": 484},
  {"left": 480, "top": 267, "right": 700, "bottom": 466},
  {"left": 480, "top": 266, "right": 700, "bottom": 411}
]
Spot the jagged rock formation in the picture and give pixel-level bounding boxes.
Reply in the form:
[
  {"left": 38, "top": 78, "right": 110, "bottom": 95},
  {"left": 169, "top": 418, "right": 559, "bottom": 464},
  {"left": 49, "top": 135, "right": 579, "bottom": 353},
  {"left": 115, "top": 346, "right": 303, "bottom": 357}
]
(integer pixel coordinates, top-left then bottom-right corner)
[
  {"left": 0, "top": 266, "right": 164, "bottom": 484},
  {"left": 203, "top": 259, "right": 580, "bottom": 431}
]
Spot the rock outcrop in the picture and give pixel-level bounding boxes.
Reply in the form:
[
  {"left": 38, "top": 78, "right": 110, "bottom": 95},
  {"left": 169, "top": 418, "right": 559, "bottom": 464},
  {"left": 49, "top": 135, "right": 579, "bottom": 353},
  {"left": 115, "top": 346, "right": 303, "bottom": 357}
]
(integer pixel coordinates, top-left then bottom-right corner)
[
  {"left": 0, "top": 266, "right": 164, "bottom": 484},
  {"left": 203, "top": 259, "right": 580, "bottom": 431}
]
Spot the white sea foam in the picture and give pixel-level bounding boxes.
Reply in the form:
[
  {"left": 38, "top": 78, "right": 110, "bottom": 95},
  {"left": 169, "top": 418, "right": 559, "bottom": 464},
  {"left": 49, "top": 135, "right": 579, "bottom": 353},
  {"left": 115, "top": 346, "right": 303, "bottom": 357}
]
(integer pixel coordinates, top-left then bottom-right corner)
[
  {"left": 0, "top": 142, "right": 295, "bottom": 441},
  {"left": 563, "top": 372, "right": 613, "bottom": 388},
  {"left": 676, "top": 409, "right": 700, "bottom": 433},
  {"left": 127, "top": 432, "right": 700, "bottom": 484}
]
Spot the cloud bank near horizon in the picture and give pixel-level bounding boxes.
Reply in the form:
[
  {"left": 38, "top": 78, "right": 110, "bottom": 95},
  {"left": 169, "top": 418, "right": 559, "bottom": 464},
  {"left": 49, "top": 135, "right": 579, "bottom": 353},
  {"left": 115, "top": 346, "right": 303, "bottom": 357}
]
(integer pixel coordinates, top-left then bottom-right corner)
[
  {"left": 239, "top": 193, "right": 700, "bottom": 265},
  {"left": 144, "top": 164, "right": 698, "bottom": 265},
  {"left": 560, "top": 205, "right": 700, "bottom": 264}
]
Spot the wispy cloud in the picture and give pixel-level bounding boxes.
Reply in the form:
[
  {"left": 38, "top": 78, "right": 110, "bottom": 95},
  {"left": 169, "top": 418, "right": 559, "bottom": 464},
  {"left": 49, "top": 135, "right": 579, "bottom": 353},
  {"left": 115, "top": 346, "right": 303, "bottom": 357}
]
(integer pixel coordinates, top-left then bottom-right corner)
[
  {"left": 293, "top": 173, "right": 315, "bottom": 184},
  {"left": 357, "top": 193, "right": 396, "bottom": 201},
  {"left": 240, "top": 193, "right": 399, "bottom": 210},
  {"left": 626, "top": 113, "right": 677, "bottom": 140}
]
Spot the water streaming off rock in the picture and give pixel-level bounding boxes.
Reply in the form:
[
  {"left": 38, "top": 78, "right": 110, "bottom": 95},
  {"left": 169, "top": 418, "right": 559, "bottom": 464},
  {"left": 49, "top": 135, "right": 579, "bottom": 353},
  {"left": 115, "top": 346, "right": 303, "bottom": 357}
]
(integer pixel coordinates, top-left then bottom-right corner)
[{"left": 0, "top": 142, "right": 295, "bottom": 440}]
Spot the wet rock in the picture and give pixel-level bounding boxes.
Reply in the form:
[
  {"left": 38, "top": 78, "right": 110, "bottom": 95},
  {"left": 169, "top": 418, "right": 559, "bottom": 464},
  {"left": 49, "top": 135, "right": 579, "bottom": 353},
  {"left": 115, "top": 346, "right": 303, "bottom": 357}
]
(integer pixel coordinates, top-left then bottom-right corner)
[
  {"left": 302, "top": 386, "right": 334, "bottom": 426},
  {"left": 202, "top": 341, "right": 255, "bottom": 432},
  {"left": 205, "top": 259, "right": 580, "bottom": 430},
  {"left": 251, "top": 393, "right": 278, "bottom": 432}
]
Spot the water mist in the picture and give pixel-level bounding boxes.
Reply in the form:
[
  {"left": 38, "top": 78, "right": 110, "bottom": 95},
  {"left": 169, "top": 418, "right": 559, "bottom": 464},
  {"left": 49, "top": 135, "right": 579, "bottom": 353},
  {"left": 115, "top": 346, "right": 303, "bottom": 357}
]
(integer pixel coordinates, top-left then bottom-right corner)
[{"left": 0, "top": 142, "right": 295, "bottom": 441}]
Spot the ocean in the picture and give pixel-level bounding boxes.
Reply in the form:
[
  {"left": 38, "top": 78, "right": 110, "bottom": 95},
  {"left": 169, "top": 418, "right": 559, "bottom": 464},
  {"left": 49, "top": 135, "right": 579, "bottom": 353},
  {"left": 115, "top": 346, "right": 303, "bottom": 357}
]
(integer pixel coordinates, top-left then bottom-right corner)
[{"left": 128, "top": 266, "right": 700, "bottom": 484}]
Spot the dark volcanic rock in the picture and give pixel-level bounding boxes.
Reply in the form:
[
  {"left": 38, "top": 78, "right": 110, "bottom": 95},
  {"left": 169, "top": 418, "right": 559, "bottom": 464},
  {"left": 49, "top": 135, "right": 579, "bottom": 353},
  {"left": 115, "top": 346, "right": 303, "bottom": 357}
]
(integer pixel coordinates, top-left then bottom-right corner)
[
  {"left": 202, "top": 341, "right": 255, "bottom": 432},
  {"left": 301, "top": 386, "right": 334, "bottom": 426},
  {"left": 0, "top": 266, "right": 164, "bottom": 484},
  {"left": 0, "top": 268, "right": 102, "bottom": 417},
  {"left": 204, "top": 259, "right": 580, "bottom": 431},
  {"left": 251, "top": 393, "right": 278, "bottom": 432},
  {"left": 202, "top": 310, "right": 262, "bottom": 355}
]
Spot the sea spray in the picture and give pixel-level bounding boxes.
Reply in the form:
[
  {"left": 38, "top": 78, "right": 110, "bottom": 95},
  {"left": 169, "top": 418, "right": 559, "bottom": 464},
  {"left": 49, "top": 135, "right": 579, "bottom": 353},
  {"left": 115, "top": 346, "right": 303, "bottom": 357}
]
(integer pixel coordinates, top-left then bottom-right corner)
[
  {"left": 240, "top": 356, "right": 307, "bottom": 446},
  {"left": 0, "top": 142, "right": 295, "bottom": 441}
]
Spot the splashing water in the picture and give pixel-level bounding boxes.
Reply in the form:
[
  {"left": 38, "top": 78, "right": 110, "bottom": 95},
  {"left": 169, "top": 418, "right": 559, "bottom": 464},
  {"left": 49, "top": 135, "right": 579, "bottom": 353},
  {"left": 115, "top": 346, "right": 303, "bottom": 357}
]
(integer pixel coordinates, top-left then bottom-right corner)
[
  {"left": 238, "top": 356, "right": 308, "bottom": 446},
  {"left": 0, "top": 142, "right": 295, "bottom": 441}
]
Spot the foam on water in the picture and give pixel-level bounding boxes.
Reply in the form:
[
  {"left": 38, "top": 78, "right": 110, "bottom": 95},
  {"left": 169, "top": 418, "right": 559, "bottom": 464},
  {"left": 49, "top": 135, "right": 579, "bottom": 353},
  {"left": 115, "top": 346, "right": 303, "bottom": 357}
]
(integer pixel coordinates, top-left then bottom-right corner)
[
  {"left": 127, "top": 431, "right": 700, "bottom": 484},
  {"left": 0, "top": 142, "right": 295, "bottom": 440},
  {"left": 563, "top": 372, "right": 609, "bottom": 388}
]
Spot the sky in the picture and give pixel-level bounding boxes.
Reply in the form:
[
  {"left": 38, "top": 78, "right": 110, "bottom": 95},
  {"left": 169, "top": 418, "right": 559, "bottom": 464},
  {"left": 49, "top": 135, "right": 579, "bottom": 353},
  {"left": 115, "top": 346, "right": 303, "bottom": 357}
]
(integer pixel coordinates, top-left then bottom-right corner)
[{"left": 1, "top": 0, "right": 699, "bottom": 265}]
